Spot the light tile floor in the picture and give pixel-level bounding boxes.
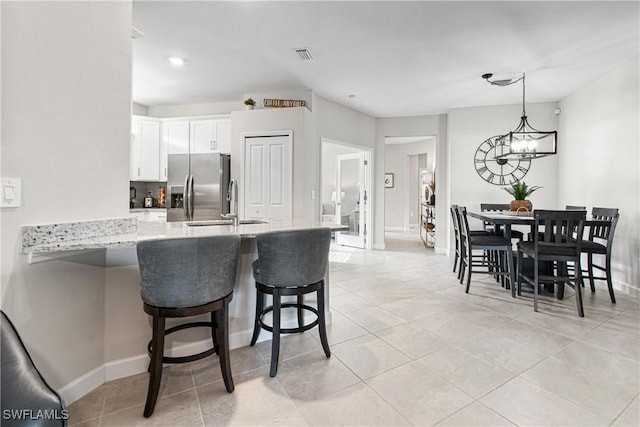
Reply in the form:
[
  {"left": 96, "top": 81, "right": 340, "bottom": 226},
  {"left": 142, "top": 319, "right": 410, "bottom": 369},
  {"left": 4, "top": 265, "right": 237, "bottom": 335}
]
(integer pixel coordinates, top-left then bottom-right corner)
[{"left": 68, "top": 231, "right": 640, "bottom": 426}]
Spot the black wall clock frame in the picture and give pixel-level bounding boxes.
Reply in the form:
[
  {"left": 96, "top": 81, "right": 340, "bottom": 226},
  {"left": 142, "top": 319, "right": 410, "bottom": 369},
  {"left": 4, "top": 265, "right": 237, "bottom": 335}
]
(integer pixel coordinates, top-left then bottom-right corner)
[{"left": 474, "top": 135, "right": 531, "bottom": 185}]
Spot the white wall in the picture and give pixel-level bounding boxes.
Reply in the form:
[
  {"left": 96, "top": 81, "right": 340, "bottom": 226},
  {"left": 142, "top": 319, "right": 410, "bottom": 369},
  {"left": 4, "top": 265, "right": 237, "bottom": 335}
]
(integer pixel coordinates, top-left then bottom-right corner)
[
  {"left": 447, "top": 102, "right": 559, "bottom": 239},
  {"left": 384, "top": 139, "right": 435, "bottom": 229},
  {"left": 1, "top": 1, "right": 132, "bottom": 388},
  {"left": 312, "top": 95, "right": 376, "bottom": 225},
  {"left": 148, "top": 101, "right": 241, "bottom": 118},
  {"left": 558, "top": 57, "right": 640, "bottom": 293},
  {"left": 132, "top": 102, "right": 149, "bottom": 116},
  {"left": 375, "top": 115, "right": 447, "bottom": 250}
]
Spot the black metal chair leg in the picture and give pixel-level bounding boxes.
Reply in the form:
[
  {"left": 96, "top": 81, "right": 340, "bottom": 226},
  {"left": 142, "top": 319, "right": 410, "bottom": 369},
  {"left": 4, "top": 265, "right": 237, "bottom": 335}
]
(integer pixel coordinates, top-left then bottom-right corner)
[
  {"left": 250, "top": 290, "right": 264, "bottom": 346},
  {"left": 297, "top": 294, "right": 304, "bottom": 330},
  {"left": 516, "top": 251, "right": 523, "bottom": 296},
  {"left": 211, "top": 311, "right": 219, "bottom": 355},
  {"left": 269, "top": 289, "right": 281, "bottom": 377},
  {"left": 507, "top": 247, "right": 515, "bottom": 298},
  {"left": 217, "top": 299, "right": 234, "bottom": 392},
  {"left": 533, "top": 260, "right": 539, "bottom": 312},
  {"left": 606, "top": 254, "right": 616, "bottom": 303},
  {"left": 587, "top": 253, "right": 596, "bottom": 292},
  {"left": 452, "top": 249, "right": 459, "bottom": 273},
  {"left": 144, "top": 315, "right": 165, "bottom": 418},
  {"left": 317, "top": 283, "right": 331, "bottom": 358},
  {"left": 575, "top": 261, "right": 585, "bottom": 317}
]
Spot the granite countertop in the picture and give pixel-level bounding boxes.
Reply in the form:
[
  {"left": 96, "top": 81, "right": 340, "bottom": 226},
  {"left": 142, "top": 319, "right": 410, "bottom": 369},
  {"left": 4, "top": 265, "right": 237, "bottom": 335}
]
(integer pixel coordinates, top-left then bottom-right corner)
[{"left": 21, "top": 217, "right": 346, "bottom": 254}]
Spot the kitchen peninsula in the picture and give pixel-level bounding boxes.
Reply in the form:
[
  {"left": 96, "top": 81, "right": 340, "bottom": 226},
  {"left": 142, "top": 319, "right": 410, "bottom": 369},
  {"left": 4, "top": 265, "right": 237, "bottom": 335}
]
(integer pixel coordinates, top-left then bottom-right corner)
[{"left": 19, "top": 217, "right": 344, "bottom": 402}]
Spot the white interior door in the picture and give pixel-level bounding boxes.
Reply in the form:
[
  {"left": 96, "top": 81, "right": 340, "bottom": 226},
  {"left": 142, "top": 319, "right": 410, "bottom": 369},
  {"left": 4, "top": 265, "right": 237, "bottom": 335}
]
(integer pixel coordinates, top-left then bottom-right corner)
[
  {"left": 243, "top": 134, "right": 292, "bottom": 219},
  {"left": 335, "top": 152, "right": 366, "bottom": 248}
]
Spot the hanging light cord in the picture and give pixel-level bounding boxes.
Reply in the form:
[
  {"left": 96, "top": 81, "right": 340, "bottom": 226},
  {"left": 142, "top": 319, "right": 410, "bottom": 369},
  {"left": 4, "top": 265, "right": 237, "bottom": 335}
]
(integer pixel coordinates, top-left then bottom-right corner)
[{"left": 521, "top": 73, "right": 527, "bottom": 117}]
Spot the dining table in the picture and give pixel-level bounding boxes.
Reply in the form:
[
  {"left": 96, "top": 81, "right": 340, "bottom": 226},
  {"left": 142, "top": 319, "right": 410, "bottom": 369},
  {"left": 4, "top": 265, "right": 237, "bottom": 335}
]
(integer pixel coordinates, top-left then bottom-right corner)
[{"left": 466, "top": 210, "right": 612, "bottom": 299}]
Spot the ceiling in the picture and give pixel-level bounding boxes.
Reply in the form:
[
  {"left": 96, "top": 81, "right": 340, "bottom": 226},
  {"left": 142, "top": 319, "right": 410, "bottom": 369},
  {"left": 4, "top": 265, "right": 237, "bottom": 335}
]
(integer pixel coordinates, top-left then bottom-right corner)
[{"left": 132, "top": 1, "right": 639, "bottom": 118}]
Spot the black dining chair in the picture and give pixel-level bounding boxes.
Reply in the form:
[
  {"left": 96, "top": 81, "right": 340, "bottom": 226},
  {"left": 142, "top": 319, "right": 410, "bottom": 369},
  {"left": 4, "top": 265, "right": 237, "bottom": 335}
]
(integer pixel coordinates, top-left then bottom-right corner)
[
  {"left": 579, "top": 207, "right": 619, "bottom": 303},
  {"left": 451, "top": 205, "right": 493, "bottom": 280},
  {"left": 480, "top": 203, "right": 524, "bottom": 240},
  {"left": 516, "top": 210, "right": 586, "bottom": 316},
  {"left": 457, "top": 206, "right": 516, "bottom": 296},
  {"left": 565, "top": 205, "right": 586, "bottom": 211}
]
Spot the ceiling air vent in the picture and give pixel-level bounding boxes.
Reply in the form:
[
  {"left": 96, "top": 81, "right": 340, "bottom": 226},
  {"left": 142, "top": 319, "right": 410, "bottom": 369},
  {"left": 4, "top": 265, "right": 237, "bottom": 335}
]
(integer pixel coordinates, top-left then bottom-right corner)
[{"left": 294, "top": 48, "right": 313, "bottom": 61}]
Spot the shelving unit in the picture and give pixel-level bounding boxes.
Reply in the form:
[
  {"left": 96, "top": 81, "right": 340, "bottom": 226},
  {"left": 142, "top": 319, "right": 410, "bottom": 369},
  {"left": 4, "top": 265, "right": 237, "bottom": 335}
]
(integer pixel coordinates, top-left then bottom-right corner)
[{"left": 420, "top": 202, "right": 436, "bottom": 247}]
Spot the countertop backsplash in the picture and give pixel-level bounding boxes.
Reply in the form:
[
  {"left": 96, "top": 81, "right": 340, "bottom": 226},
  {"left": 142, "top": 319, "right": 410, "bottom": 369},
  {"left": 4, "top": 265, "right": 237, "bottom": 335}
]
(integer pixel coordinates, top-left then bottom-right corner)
[{"left": 130, "top": 181, "right": 167, "bottom": 209}]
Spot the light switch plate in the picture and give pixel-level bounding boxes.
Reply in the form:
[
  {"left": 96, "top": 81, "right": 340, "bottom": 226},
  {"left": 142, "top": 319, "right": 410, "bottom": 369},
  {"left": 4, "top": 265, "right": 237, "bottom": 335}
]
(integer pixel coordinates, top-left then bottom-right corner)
[{"left": 1, "top": 177, "right": 22, "bottom": 208}]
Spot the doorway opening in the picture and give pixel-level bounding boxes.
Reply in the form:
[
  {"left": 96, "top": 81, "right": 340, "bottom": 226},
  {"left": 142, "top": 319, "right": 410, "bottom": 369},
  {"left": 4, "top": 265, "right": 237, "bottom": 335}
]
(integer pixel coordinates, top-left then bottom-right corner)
[
  {"left": 320, "top": 138, "right": 372, "bottom": 249},
  {"left": 384, "top": 136, "right": 436, "bottom": 246}
]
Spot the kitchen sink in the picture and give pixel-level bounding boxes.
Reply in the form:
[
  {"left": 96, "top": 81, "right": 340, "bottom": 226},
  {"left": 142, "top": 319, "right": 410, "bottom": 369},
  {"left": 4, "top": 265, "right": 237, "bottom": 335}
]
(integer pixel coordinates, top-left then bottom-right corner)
[
  {"left": 184, "top": 220, "right": 233, "bottom": 227},
  {"left": 239, "top": 219, "right": 267, "bottom": 224},
  {"left": 184, "top": 219, "right": 267, "bottom": 227}
]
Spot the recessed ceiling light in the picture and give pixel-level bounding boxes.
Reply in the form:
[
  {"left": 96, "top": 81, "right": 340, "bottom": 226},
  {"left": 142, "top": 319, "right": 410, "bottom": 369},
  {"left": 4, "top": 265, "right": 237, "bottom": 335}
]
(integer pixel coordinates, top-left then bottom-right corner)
[{"left": 169, "top": 57, "right": 185, "bottom": 66}]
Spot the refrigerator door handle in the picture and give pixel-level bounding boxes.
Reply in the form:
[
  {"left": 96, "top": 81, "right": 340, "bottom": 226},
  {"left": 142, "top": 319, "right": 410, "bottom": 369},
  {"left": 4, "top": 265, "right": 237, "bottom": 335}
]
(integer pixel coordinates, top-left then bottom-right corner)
[
  {"left": 183, "top": 174, "right": 190, "bottom": 220},
  {"left": 189, "top": 174, "right": 195, "bottom": 220}
]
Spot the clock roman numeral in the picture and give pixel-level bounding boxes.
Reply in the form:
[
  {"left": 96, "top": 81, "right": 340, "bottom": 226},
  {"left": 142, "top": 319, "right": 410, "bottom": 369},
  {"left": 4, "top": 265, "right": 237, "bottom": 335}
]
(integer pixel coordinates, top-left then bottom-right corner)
[{"left": 477, "top": 166, "right": 488, "bottom": 175}]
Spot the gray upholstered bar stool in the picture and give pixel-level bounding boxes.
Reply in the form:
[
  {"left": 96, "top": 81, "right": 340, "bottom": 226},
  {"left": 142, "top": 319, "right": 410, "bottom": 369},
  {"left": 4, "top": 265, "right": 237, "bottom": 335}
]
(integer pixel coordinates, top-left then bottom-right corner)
[
  {"left": 249, "top": 228, "right": 332, "bottom": 377},
  {"left": 136, "top": 235, "right": 241, "bottom": 417}
]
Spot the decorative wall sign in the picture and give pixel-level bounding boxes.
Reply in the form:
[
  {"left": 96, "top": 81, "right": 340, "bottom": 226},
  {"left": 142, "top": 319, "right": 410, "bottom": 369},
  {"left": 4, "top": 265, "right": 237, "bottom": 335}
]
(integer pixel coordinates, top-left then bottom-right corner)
[
  {"left": 384, "top": 173, "right": 394, "bottom": 188},
  {"left": 263, "top": 98, "right": 306, "bottom": 108},
  {"left": 474, "top": 135, "right": 531, "bottom": 185}
]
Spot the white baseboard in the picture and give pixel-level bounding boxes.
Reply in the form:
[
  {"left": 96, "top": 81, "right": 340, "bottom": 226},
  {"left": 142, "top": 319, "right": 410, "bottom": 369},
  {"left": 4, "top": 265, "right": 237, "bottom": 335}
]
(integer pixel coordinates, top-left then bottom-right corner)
[
  {"left": 58, "top": 366, "right": 105, "bottom": 406},
  {"left": 60, "top": 328, "right": 261, "bottom": 405},
  {"left": 373, "top": 243, "right": 386, "bottom": 250},
  {"left": 385, "top": 227, "right": 408, "bottom": 232},
  {"left": 614, "top": 280, "right": 640, "bottom": 297},
  {"left": 58, "top": 311, "right": 335, "bottom": 406}
]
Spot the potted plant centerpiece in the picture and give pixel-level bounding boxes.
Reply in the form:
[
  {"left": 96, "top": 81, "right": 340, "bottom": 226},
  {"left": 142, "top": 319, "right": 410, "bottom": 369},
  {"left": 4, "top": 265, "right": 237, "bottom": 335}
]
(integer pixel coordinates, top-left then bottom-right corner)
[
  {"left": 244, "top": 98, "right": 256, "bottom": 110},
  {"left": 503, "top": 181, "right": 541, "bottom": 212}
]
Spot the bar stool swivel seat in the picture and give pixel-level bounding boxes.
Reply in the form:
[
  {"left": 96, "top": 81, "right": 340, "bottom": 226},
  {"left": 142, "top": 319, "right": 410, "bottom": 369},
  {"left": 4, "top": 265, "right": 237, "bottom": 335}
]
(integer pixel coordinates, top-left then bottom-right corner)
[
  {"left": 137, "top": 235, "right": 241, "bottom": 417},
  {"left": 249, "top": 228, "right": 332, "bottom": 377}
]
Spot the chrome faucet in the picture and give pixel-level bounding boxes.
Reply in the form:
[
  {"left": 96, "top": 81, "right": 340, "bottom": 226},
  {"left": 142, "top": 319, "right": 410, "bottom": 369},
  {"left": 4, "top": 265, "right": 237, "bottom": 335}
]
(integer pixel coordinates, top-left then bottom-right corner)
[{"left": 221, "top": 179, "right": 239, "bottom": 226}]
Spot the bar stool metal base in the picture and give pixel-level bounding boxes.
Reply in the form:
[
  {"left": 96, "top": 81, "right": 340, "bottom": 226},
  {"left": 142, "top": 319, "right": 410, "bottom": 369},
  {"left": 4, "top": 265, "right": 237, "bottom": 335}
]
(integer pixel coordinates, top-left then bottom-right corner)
[
  {"left": 249, "top": 280, "right": 330, "bottom": 377},
  {"left": 142, "top": 293, "right": 234, "bottom": 417}
]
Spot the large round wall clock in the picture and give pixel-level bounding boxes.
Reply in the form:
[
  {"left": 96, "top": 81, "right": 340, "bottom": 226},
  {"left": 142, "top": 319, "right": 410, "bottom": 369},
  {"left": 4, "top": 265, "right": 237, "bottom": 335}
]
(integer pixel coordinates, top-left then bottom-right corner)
[{"left": 474, "top": 135, "right": 531, "bottom": 185}]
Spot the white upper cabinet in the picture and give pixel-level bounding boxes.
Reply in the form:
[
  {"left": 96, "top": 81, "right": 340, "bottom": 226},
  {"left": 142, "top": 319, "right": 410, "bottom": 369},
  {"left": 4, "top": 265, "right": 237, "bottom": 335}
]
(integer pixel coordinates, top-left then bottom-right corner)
[
  {"left": 190, "top": 120, "right": 215, "bottom": 153},
  {"left": 131, "top": 115, "right": 231, "bottom": 182},
  {"left": 164, "top": 121, "right": 190, "bottom": 155},
  {"left": 215, "top": 119, "right": 231, "bottom": 154},
  {"left": 191, "top": 118, "right": 231, "bottom": 154},
  {"left": 131, "top": 116, "right": 161, "bottom": 181}
]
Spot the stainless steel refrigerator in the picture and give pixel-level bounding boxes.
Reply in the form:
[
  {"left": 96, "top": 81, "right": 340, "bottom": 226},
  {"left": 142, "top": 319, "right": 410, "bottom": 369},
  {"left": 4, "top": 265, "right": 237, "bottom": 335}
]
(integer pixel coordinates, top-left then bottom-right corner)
[{"left": 167, "top": 153, "right": 230, "bottom": 222}]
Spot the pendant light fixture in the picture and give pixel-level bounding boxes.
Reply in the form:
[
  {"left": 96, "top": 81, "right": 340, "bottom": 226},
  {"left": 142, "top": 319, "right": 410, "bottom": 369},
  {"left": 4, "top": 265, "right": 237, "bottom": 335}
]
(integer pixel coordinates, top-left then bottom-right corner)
[{"left": 483, "top": 72, "right": 557, "bottom": 159}]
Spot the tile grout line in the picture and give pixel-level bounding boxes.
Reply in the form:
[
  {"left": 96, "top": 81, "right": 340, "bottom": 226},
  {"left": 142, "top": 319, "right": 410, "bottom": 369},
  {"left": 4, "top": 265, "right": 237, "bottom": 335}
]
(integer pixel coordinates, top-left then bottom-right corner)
[{"left": 190, "top": 365, "right": 206, "bottom": 427}]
